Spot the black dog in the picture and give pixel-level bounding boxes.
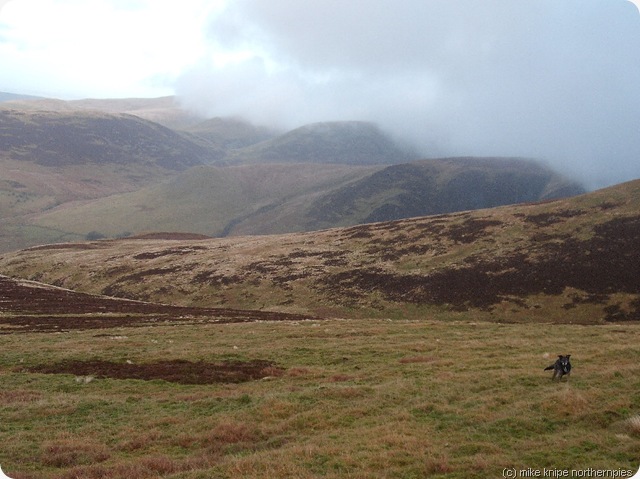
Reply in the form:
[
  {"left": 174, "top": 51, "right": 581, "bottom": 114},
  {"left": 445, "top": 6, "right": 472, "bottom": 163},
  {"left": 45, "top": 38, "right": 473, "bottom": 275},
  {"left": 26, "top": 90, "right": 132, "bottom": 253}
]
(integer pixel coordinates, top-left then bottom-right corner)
[{"left": 544, "top": 354, "right": 571, "bottom": 380}]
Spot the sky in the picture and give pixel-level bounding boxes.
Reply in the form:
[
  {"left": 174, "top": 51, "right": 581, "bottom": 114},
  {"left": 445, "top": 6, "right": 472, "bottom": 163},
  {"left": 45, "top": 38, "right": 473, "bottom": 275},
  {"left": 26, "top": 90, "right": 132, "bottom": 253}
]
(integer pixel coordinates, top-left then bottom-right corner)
[{"left": 1, "top": 0, "right": 639, "bottom": 188}]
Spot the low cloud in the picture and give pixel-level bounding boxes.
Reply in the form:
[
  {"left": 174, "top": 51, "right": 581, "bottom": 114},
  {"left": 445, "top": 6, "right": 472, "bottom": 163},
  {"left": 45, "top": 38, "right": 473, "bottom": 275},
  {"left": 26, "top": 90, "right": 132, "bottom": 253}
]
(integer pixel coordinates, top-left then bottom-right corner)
[{"left": 176, "top": 0, "right": 640, "bottom": 188}]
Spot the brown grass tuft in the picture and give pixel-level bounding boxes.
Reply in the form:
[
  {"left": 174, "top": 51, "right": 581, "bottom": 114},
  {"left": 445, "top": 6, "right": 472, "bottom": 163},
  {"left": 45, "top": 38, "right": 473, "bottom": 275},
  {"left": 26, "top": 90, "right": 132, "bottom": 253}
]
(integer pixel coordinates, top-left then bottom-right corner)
[
  {"left": 398, "top": 355, "right": 438, "bottom": 364},
  {"left": 286, "top": 367, "right": 313, "bottom": 377},
  {"left": 0, "top": 390, "right": 42, "bottom": 403},
  {"left": 329, "top": 374, "right": 356, "bottom": 382},
  {"left": 205, "top": 421, "right": 259, "bottom": 453},
  {"left": 626, "top": 414, "right": 640, "bottom": 436},
  {"left": 116, "top": 429, "right": 161, "bottom": 452},
  {"left": 541, "top": 386, "right": 589, "bottom": 417},
  {"left": 424, "top": 453, "right": 453, "bottom": 474},
  {"left": 40, "top": 438, "right": 110, "bottom": 468}
]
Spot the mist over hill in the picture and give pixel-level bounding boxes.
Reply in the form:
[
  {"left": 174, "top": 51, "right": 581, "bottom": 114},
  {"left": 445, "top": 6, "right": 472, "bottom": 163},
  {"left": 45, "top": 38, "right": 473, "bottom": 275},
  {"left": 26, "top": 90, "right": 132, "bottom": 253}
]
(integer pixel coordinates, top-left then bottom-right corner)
[
  {"left": 0, "top": 92, "right": 587, "bottom": 252},
  {"left": 182, "top": 117, "right": 279, "bottom": 150},
  {"left": 225, "top": 121, "right": 416, "bottom": 165}
]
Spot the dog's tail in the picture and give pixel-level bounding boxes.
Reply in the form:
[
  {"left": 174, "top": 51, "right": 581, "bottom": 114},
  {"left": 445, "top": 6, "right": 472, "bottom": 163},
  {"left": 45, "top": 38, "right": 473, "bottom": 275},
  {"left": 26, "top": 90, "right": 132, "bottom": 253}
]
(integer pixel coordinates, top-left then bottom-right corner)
[{"left": 544, "top": 365, "right": 554, "bottom": 371}]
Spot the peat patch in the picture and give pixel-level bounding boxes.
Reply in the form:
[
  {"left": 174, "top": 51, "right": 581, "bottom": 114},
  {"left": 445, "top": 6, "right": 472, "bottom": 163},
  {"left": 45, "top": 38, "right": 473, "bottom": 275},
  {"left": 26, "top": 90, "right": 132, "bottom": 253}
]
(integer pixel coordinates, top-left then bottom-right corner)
[
  {"left": 0, "top": 275, "right": 317, "bottom": 333},
  {"left": 28, "top": 359, "right": 283, "bottom": 384}
]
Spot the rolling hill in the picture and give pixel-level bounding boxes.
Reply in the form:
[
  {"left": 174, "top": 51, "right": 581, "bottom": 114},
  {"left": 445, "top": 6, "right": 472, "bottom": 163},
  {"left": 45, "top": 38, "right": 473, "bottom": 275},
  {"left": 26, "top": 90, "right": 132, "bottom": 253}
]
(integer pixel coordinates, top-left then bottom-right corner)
[
  {"left": 26, "top": 157, "right": 583, "bottom": 241},
  {"left": 0, "top": 109, "right": 222, "bottom": 168},
  {"left": 0, "top": 94, "right": 202, "bottom": 130},
  {"left": 0, "top": 108, "right": 224, "bottom": 250},
  {"left": 0, "top": 93, "right": 584, "bottom": 253},
  {"left": 181, "top": 117, "right": 280, "bottom": 150},
  {"left": 303, "top": 157, "right": 584, "bottom": 228},
  {"left": 27, "top": 163, "right": 379, "bottom": 239},
  {"left": 1, "top": 179, "right": 638, "bottom": 324},
  {"left": 225, "top": 121, "right": 416, "bottom": 165}
]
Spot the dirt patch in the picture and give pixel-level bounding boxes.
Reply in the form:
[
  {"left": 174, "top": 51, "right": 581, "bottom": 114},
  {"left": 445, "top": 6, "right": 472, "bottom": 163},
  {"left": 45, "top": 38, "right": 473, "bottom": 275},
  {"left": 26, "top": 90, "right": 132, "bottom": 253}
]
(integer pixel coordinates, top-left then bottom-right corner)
[{"left": 27, "top": 359, "right": 283, "bottom": 384}]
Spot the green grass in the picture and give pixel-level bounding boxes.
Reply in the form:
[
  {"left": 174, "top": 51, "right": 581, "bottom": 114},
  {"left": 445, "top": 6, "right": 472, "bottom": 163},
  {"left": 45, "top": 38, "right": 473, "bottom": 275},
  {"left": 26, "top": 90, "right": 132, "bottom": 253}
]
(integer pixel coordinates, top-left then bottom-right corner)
[{"left": 1, "top": 318, "right": 638, "bottom": 478}]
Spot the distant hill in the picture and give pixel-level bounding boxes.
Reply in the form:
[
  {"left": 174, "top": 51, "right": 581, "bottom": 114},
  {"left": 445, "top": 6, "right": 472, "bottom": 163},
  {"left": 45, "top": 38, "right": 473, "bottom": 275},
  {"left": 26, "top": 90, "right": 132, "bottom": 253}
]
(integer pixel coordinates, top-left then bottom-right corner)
[
  {"left": 181, "top": 117, "right": 280, "bottom": 150},
  {"left": 0, "top": 92, "right": 44, "bottom": 103},
  {"left": 2, "top": 179, "right": 638, "bottom": 324},
  {"left": 225, "top": 121, "right": 417, "bottom": 165},
  {"left": 0, "top": 109, "right": 222, "bottom": 168},
  {"left": 0, "top": 108, "right": 222, "bottom": 250},
  {"left": 26, "top": 157, "right": 583, "bottom": 242},
  {"left": 27, "top": 163, "right": 379, "bottom": 240},
  {"left": 0, "top": 95, "right": 203, "bottom": 130},
  {"left": 305, "top": 157, "right": 585, "bottom": 227},
  {"left": 0, "top": 96, "right": 585, "bottom": 253}
]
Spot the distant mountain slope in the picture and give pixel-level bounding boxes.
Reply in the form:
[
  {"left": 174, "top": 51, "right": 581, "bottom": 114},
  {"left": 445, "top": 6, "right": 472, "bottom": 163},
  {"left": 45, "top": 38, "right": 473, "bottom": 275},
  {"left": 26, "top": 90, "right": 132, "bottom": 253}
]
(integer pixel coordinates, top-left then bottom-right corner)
[
  {"left": 181, "top": 117, "right": 279, "bottom": 150},
  {"left": 305, "top": 157, "right": 585, "bottom": 227},
  {"left": 26, "top": 157, "right": 582, "bottom": 242},
  {"left": 28, "top": 163, "right": 379, "bottom": 240},
  {"left": 226, "top": 121, "right": 416, "bottom": 165},
  {"left": 0, "top": 109, "right": 222, "bottom": 168},
  {"left": 0, "top": 92, "right": 44, "bottom": 103},
  {"left": 2, "top": 179, "right": 638, "bottom": 324},
  {"left": 0, "top": 108, "right": 223, "bottom": 250},
  {"left": 0, "top": 95, "right": 203, "bottom": 130}
]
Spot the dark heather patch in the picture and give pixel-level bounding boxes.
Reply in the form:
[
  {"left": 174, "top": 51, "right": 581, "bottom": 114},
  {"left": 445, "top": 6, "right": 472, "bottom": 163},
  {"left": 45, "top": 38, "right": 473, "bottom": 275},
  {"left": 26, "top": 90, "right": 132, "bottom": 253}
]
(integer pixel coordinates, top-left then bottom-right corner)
[
  {"left": 27, "top": 359, "right": 283, "bottom": 384},
  {"left": 317, "top": 216, "right": 640, "bottom": 314}
]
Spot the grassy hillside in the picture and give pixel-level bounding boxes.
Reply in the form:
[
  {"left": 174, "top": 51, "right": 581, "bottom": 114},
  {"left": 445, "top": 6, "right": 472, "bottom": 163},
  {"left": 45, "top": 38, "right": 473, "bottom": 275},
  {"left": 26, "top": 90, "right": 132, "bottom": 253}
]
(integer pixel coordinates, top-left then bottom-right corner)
[
  {"left": 27, "top": 163, "right": 379, "bottom": 240},
  {"left": 226, "top": 121, "right": 416, "bottom": 165},
  {"left": 1, "top": 311, "right": 638, "bottom": 478},
  {"left": 0, "top": 182, "right": 638, "bottom": 478},
  {"left": 0, "top": 156, "right": 192, "bottom": 252},
  {"left": 0, "top": 109, "right": 227, "bottom": 250},
  {"left": 2, "top": 179, "right": 638, "bottom": 323},
  {"left": 25, "top": 158, "right": 583, "bottom": 242}
]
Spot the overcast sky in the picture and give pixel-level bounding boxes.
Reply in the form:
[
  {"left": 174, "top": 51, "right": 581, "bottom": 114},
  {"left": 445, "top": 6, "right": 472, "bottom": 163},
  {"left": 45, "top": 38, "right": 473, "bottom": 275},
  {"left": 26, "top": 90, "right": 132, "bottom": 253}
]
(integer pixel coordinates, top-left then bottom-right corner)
[{"left": 1, "top": 0, "right": 639, "bottom": 188}]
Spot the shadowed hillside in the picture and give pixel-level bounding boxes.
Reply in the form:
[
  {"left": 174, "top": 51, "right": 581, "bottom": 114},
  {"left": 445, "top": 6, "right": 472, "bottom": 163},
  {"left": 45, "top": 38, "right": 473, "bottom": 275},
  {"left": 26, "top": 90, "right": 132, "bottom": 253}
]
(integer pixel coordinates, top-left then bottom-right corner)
[
  {"left": 0, "top": 274, "right": 314, "bottom": 334},
  {"left": 1, "top": 179, "right": 638, "bottom": 324},
  {"left": 304, "top": 157, "right": 585, "bottom": 228}
]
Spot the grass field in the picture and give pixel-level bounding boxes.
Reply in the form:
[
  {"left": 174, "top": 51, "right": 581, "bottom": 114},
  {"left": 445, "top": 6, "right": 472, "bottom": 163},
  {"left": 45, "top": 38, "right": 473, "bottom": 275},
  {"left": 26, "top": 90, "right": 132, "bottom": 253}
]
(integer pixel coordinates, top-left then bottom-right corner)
[{"left": 1, "top": 317, "right": 638, "bottom": 478}]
